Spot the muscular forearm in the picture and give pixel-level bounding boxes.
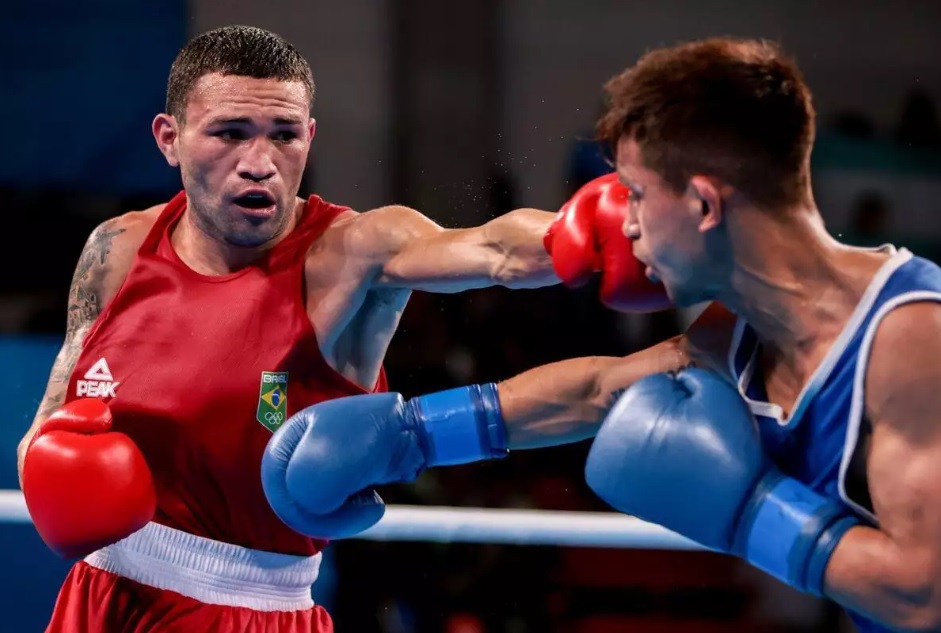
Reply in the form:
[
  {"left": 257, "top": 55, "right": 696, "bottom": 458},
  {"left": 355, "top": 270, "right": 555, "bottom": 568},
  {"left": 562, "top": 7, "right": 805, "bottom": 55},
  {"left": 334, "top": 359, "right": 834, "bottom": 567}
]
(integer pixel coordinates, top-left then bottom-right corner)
[
  {"left": 498, "top": 336, "right": 687, "bottom": 450},
  {"left": 825, "top": 527, "right": 941, "bottom": 631},
  {"left": 484, "top": 208, "right": 558, "bottom": 288}
]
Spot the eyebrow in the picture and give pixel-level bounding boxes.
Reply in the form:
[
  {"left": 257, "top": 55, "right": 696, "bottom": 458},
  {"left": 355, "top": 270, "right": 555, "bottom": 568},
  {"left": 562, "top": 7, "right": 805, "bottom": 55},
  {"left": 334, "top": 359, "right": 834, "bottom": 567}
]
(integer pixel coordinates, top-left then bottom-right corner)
[
  {"left": 210, "top": 117, "right": 305, "bottom": 126},
  {"left": 618, "top": 173, "right": 643, "bottom": 194}
]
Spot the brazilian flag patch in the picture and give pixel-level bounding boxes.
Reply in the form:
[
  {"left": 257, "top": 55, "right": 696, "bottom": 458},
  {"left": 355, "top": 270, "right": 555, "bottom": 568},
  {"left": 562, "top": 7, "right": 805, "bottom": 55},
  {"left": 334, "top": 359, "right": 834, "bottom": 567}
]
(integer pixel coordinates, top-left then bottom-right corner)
[{"left": 257, "top": 371, "right": 289, "bottom": 432}]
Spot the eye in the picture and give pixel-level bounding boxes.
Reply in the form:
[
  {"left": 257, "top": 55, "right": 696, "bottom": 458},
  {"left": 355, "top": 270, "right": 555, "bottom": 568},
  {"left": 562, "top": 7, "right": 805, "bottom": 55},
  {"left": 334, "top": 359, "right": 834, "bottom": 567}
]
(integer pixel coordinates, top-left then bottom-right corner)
[
  {"left": 213, "top": 129, "right": 247, "bottom": 141},
  {"left": 272, "top": 130, "right": 299, "bottom": 142}
]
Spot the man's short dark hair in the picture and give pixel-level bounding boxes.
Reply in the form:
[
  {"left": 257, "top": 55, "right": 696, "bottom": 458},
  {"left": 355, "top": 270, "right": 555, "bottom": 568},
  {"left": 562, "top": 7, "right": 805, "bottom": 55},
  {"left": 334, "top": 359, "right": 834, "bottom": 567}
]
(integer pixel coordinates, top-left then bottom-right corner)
[
  {"left": 598, "top": 38, "right": 815, "bottom": 211},
  {"left": 166, "top": 25, "right": 315, "bottom": 121}
]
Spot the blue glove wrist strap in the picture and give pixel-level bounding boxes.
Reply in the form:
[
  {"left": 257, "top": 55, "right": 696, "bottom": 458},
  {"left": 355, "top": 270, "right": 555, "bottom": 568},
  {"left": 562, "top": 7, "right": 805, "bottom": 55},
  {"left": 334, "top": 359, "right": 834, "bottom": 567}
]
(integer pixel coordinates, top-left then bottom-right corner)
[
  {"left": 404, "top": 383, "right": 508, "bottom": 467},
  {"left": 735, "top": 473, "right": 860, "bottom": 596}
]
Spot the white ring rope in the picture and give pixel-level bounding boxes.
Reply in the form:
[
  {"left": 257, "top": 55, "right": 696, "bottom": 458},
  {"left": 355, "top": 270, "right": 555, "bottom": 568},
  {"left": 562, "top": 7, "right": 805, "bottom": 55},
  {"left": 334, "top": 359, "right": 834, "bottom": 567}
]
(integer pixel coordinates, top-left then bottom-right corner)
[{"left": 0, "top": 489, "right": 704, "bottom": 550}]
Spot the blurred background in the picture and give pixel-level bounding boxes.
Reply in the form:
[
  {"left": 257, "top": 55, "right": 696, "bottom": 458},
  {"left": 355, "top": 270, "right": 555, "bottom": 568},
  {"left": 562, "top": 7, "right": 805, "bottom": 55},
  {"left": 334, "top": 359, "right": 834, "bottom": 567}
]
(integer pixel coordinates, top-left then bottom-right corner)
[{"left": 3, "top": 0, "right": 941, "bottom": 631}]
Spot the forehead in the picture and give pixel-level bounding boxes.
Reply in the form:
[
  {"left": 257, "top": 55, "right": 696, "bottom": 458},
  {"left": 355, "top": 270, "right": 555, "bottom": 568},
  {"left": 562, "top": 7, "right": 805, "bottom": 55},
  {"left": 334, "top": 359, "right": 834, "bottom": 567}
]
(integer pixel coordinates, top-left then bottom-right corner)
[
  {"left": 616, "top": 136, "right": 673, "bottom": 194},
  {"left": 184, "top": 73, "right": 310, "bottom": 122},
  {"left": 615, "top": 137, "right": 646, "bottom": 182}
]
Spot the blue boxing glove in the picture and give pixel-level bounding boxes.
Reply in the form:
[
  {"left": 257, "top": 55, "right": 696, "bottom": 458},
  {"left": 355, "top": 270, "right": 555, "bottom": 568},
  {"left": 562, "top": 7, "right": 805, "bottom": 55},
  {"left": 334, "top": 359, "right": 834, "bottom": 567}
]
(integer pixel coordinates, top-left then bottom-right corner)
[
  {"left": 585, "top": 368, "right": 860, "bottom": 596},
  {"left": 262, "top": 385, "right": 507, "bottom": 539}
]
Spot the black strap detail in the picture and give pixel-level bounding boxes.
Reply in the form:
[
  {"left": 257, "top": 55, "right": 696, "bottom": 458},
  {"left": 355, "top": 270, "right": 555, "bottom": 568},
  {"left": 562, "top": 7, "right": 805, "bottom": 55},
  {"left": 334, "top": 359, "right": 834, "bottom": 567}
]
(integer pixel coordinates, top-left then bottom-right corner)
[{"left": 844, "top": 415, "right": 874, "bottom": 516}]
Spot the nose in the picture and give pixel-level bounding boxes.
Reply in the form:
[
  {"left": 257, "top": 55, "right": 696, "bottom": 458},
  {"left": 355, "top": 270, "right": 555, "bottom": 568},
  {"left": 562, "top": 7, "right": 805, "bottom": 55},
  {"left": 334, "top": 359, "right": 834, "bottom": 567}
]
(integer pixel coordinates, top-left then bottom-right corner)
[
  {"left": 622, "top": 217, "right": 641, "bottom": 241},
  {"left": 237, "top": 138, "right": 276, "bottom": 182}
]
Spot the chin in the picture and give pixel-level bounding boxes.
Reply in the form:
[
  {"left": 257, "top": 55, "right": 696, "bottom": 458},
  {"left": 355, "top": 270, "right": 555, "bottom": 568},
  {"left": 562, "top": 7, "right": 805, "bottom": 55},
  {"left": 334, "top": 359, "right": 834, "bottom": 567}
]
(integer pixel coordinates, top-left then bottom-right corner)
[
  {"left": 226, "top": 222, "right": 283, "bottom": 247},
  {"left": 665, "top": 284, "right": 706, "bottom": 309}
]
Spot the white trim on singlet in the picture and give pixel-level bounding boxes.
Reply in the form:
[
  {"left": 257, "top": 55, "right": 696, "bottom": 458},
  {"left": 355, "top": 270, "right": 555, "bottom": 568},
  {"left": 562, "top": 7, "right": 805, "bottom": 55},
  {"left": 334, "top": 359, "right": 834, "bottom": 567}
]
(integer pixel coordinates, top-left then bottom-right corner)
[
  {"left": 838, "top": 290, "right": 941, "bottom": 524},
  {"left": 730, "top": 248, "right": 910, "bottom": 429},
  {"left": 84, "top": 522, "right": 322, "bottom": 612},
  {"left": 729, "top": 318, "right": 784, "bottom": 417},
  {"left": 727, "top": 317, "right": 748, "bottom": 381}
]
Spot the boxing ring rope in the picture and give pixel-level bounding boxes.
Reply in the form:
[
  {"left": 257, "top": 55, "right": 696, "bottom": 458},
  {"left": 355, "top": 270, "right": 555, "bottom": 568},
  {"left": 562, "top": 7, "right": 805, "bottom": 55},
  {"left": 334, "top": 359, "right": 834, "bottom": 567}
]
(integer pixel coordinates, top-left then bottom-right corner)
[{"left": 0, "top": 489, "right": 704, "bottom": 550}]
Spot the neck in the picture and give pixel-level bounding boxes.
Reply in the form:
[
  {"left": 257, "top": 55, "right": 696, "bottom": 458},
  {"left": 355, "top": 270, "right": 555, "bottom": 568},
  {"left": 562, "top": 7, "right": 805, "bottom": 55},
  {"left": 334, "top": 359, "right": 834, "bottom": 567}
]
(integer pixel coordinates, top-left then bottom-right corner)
[
  {"left": 717, "top": 204, "right": 882, "bottom": 366},
  {"left": 172, "top": 197, "right": 305, "bottom": 275}
]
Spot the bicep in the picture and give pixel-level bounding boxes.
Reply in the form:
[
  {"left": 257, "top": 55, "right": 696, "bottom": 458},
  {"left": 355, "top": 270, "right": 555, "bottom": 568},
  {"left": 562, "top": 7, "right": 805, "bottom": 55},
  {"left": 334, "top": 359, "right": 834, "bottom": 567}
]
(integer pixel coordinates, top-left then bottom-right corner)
[
  {"left": 372, "top": 206, "right": 554, "bottom": 292},
  {"left": 864, "top": 301, "right": 941, "bottom": 550},
  {"left": 19, "top": 261, "right": 102, "bottom": 465},
  {"left": 30, "top": 220, "right": 131, "bottom": 423},
  {"left": 866, "top": 421, "right": 941, "bottom": 547},
  {"left": 377, "top": 222, "right": 497, "bottom": 291}
]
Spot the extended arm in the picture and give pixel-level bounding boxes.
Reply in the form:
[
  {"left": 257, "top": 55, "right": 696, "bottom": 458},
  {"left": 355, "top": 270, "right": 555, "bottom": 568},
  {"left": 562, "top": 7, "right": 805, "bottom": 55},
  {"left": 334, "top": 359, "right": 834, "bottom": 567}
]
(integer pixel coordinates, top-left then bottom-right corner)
[
  {"left": 370, "top": 205, "right": 558, "bottom": 292},
  {"left": 499, "top": 301, "right": 734, "bottom": 449},
  {"left": 497, "top": 336, "right": 688, "bottom": 449},
  {"left": 364, "top": 173, "right": 668, "bottom": 301}
]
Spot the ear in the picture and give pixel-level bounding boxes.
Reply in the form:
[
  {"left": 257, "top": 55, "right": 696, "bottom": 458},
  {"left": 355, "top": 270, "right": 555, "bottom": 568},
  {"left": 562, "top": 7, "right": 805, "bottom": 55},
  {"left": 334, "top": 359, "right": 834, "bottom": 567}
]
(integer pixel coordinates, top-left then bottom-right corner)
[
  {"left": 308, "top": 118, "right": 317, "bottom": 142},
  {"left": 688, "top": 175, "right": 723, "bottom": 233},
  {"left": 152, "top": 113, "right": 181, "bottom": 167}
]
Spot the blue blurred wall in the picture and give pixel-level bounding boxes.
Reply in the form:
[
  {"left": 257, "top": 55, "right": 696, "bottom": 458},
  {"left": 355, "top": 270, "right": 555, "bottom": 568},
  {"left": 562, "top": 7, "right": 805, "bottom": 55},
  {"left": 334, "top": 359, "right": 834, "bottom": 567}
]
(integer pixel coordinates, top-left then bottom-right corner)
[
  {"left": 2, "top": 337, "right": 73, "bottom": 632},
  {"left": 1, "top": 0, "right": 187, "bottom": 194}
]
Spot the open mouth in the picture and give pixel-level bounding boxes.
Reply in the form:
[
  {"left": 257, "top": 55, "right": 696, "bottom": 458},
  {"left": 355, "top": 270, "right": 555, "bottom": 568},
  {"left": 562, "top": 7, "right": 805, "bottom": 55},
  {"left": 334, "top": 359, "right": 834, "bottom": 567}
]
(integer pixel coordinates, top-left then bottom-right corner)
[
  {"left": 233, "top": 192, "right": 276, "bottom": 210},
  {"left": 231, "top": 192, "right": 278, "bottom": 223}
]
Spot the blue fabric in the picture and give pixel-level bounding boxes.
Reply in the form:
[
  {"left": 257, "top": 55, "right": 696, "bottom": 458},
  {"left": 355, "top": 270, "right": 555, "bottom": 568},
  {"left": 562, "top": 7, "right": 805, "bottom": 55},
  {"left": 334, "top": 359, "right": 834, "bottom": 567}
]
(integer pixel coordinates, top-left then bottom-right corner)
[{"left": 731, "top": 249, "right": 941, "bottom": 631}]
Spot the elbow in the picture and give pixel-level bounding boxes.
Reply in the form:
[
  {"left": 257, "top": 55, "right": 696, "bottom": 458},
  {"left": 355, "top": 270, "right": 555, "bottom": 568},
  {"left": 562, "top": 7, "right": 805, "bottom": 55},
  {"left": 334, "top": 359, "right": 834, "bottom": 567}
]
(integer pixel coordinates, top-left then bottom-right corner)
[
  {"left": 889, "top": 606, "right": 941, "bottom": 633},
  {"left": 891, "top": 599, "right": 941, "bottom": 632},
  {"left": 877, "top": 570, "right": 941, "bottom": 632}
]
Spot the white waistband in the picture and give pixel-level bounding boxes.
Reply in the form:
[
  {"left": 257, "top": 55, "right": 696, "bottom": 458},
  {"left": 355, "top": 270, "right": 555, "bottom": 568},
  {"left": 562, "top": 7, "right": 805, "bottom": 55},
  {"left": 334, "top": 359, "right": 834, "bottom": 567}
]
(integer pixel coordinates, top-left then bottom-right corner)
[{"left": 83, "top": 522, "right": 322, "bottom": 612}]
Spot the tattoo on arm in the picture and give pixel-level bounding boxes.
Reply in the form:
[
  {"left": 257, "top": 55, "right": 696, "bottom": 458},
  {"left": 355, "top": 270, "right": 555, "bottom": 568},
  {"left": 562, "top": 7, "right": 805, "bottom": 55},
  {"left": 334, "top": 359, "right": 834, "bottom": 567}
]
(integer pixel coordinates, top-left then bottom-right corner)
[
  {"left": 34, "top": 392, "right": 66, "bottom": 421},
  {"left": 44, "top": 224, "right": 126, "bottom": 399},
  {"left": 18, "top": 221, "right": 126, "bottom": 481}
]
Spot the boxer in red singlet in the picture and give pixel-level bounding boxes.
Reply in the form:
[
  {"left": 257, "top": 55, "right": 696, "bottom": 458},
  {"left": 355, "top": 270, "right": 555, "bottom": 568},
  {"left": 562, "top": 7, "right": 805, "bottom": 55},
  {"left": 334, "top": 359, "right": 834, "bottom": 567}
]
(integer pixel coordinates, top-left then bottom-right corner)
[{"left": 15, "top": 25, "right": 660, "bottom": 633}]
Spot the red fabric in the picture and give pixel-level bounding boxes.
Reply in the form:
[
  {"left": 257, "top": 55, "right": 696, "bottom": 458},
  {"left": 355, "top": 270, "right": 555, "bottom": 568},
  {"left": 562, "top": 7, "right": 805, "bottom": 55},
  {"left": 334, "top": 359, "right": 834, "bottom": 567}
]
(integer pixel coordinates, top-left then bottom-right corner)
[
  {"left": 46, "top": 562, "right": 333, "bottom": 633},
  {"left": 63, "top": 190, "right": 387, "bottom": 556}
]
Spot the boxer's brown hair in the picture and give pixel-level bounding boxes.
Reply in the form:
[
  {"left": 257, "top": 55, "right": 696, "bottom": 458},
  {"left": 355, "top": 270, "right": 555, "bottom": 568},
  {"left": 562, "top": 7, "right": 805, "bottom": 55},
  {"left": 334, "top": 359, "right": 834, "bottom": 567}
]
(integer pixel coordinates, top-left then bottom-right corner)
[
  {"left": 166, "top": 25, "right": 315, "bottom": 122},
  {"left": 597, "top": 38, "right": 814, "bottom": 210}
]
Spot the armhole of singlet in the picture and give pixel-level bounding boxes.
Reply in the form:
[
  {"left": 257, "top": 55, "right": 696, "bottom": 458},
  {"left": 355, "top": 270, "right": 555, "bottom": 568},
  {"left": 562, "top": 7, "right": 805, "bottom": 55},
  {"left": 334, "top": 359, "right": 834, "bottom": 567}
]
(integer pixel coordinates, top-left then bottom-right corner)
[
  {"left": 82, "top": 202, "right": 180, "bottom": 345},
  {"left": 291, "top": 201, "right": 353, "bottom": 278},
  {"left": 288, "top": 203, "right": 387, "bottom": 394},
  {"left": 288, "top": 201, "right": 354, "bottom": 345},
  {"left": 293, "top": 199, "right": 353, "bottom": 256},
  {"left": 840, "top": 290, "right": 941, "bottom": 525}
]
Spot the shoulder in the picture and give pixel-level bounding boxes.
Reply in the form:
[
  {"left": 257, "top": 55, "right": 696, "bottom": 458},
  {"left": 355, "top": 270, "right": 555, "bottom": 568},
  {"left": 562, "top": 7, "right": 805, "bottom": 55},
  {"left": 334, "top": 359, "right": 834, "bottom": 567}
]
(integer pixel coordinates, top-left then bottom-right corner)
[
  {"left": 867, "top": 300, "right": 941, "bottom": 386},
  {"left": 865, "top": 300, "right": 941, "bottom": 439},
  {"left": 320, "top": 204, "right": 441, "bottom": 260},
  {"left": 76, "top": 204, "right": 163, "bottom": 303},
  {"left": 95, "top": 204, "right": 161, "bottom": 249}
]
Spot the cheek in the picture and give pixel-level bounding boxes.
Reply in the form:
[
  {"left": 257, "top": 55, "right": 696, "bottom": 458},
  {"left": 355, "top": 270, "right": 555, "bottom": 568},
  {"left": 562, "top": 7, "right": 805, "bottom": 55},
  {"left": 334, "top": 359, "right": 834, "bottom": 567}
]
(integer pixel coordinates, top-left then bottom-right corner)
[
  {"left": 179, "top": 141, "right": 229, "bottom": 177},
  {"left": 278, "top": 146, "right": 309, "bottom": 177},
  {"left": 637, "top": 205, "right": 670, "bottom": 258},
  {"left": 641, "top": 205, "right": 697, "bottom": 270}
]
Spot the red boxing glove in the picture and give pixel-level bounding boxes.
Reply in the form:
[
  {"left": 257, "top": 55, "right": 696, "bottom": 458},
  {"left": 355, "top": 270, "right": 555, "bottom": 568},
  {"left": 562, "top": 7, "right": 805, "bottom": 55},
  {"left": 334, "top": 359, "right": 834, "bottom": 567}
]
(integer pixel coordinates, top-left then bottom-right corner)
[
  {"left": 23, "top": 398, "right": 156, "bottom": 558},
  {"left": 544, "top": 173, "right": 670, "bottom": 312}
]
